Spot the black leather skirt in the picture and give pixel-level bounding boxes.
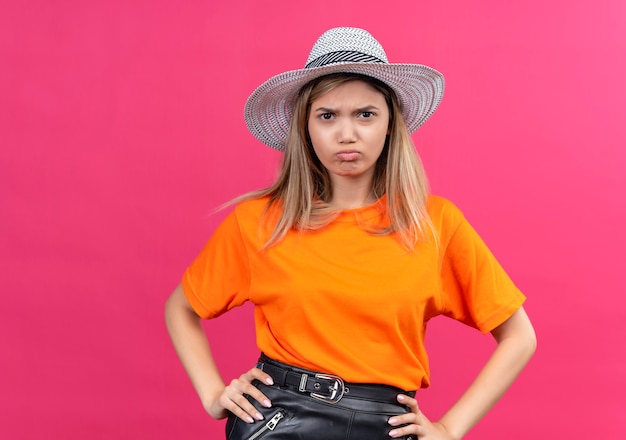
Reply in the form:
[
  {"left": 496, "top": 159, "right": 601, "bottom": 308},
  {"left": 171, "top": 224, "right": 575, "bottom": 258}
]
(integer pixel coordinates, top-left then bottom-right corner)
[{"left": 225, "top": 354, "right": 416, "bottom": 440}]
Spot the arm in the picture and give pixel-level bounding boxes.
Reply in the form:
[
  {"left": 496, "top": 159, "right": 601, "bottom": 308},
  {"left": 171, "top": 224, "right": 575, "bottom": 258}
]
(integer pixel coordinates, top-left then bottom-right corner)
[
  {"left": 389, "top": 306, "right": 537, "bottom": 439},
  {"left": 164, "top": 283, "right": 274, "bottom": 423},
  {"left": 436, "top": 306, "right": 537, "bottom": 438}
]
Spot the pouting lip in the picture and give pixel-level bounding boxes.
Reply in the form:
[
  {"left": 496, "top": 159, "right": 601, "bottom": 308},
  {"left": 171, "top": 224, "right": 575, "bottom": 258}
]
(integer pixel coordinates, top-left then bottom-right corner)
[{"left": 336, "top": 150, "right": 361, "bottom": 162}]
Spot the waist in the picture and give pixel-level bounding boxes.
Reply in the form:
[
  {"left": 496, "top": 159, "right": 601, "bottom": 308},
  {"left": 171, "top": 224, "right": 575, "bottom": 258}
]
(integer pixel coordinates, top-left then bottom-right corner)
[{"left": 257, "top": 354, "right": 415, "bottom": 405}]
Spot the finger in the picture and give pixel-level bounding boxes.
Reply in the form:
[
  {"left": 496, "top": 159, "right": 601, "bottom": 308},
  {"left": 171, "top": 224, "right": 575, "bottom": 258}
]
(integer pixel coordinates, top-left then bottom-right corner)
[
  {"left": 400, "top": 394, "right": 429, "bottom": 427},
  {"left": 388, "top": 412, "right": 417, "bottom": 427},
  {"left": 226, "top": 400, "right": 257, "bottom": 424},
  {"left": 221, "top": 367, "right": 276, "bottom": 422},
  {"left": 245, "top": 367, "right": 275, "bottom": 386},
  {"left": 220, "top": 386, "right": 263, "bottom": 423},
  {"left": 388, "top": 395, "right": 421, "bottom": 437},
  {"left": 397, "top": 393, "right": 419, "bottom": 412},
  {"left": 388, "top": 424, "right": 419, "bottom": 439},
  {"left": 222, "top": 380, "right": 266, "bottom": 422},
  {"left": 237, "top": 379, "right": 272, "bottom": 409}
]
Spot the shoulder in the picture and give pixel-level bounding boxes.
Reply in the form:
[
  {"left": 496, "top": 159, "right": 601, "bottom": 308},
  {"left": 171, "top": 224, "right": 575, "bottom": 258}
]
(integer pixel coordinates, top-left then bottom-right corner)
[
  {"left": 427, "top": 195, "right": 465, "bottom": 225},
  {"left": 207, "top": 196, "right": 274, "bottom": 248},
  {"left": 232, "top": 196, "right": 272, "bottom": 217},
  {"left": 425, "top": 195, "right": 471, "bottom": 248},
  {"left": 210, "top": 197, "right": 271, "bottom": 234},
  {"left": 229, "top": 196, "right": 280, "bottom": 237}
]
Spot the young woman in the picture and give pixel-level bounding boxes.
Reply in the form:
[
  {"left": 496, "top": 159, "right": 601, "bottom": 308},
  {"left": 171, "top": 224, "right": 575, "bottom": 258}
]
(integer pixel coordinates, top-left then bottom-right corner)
[{"left": 165, "top": 27, "right": 536, "bottom": 440}]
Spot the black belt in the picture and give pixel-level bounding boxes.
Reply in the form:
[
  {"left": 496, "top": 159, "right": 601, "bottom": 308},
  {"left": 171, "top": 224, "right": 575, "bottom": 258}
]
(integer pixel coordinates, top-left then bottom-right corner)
[{"left": 257, "top": 355, "right": 415, "bottom": 404}]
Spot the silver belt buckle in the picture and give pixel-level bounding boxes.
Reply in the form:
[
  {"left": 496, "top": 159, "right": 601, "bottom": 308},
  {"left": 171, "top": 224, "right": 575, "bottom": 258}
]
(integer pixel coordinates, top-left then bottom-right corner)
[{"left": 310, "top": 373, "right": 345, "bottom": 404}]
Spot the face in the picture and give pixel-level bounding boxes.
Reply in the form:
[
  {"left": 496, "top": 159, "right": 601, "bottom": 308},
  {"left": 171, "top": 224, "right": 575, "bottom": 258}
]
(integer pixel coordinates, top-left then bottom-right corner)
[{"left": 307, "top": 80, "right": 390, "bottom": 185}]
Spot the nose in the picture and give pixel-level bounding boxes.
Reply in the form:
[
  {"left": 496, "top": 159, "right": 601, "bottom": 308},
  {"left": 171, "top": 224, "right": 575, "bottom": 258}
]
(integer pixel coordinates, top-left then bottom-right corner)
[{"left": 337, "top": 119, "right": 357, "bottom": 144}]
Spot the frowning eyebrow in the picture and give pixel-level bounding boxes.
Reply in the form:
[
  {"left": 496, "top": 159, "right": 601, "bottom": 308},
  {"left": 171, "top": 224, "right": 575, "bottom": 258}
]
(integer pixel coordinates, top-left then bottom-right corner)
[{"left": 312, "top": 105, "right": 381, "bottom": 113}]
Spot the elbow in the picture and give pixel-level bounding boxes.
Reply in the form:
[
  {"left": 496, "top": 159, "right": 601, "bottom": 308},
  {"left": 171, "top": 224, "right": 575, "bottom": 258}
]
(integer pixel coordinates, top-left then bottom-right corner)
[
  {"left": 515, "top": 318, "right": 538, "bottom": 364},
  {"left": 164, "top": 293, "right": 176, "bottom": 332},
  {"left": 521, "top": 308, "right": 538, "bottom": 359},
  {"left": 164, "top": 283, "right": 196, "bottom": 330},
  {"left": 164, "top": 288, "right": 177, "bottom": 321},
  {"left": 492, "top": 307, "right": 537, "bottom": 362},
  {"left": 526, "top": 324, "right": 538, "bottom": 359}
]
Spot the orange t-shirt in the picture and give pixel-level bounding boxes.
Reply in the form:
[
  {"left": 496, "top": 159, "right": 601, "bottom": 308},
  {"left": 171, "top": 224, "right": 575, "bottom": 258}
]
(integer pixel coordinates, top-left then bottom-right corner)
[{"left": 182, "top": 195, "right": 525, "bottom": 390}]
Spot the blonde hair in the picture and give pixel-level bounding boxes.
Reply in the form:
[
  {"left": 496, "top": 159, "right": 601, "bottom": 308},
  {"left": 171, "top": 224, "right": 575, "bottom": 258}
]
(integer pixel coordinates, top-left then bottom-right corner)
[{"left": 233, "top": 73, "right": 434, "bottom": 250}]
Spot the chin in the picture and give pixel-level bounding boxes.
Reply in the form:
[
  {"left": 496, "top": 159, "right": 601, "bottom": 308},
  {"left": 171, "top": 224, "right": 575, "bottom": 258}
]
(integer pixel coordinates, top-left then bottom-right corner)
[{"left": 334, "top": 164, "right": 363, "bottom": 174}]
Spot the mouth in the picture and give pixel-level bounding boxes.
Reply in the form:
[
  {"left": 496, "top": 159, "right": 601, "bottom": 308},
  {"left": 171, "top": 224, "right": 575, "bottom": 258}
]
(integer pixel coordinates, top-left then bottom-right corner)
[{"left": 336, "top": 150, "right": 360, "bottom": 161}]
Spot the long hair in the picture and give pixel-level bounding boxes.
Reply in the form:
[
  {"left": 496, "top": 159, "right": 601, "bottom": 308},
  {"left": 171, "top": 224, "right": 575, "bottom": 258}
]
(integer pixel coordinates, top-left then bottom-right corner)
[{"left": 233, "top": 72, "right": 434, "bottom": 250}]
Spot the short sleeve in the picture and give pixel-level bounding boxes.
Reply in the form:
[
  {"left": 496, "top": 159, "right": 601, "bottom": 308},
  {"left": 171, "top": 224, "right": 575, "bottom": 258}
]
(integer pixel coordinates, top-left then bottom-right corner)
[
  {"left": 440, "top": 208, "right": 526, "bottom": 333},
  {"left": 181, "top": 209, "right": 252, "bottom": 319}
]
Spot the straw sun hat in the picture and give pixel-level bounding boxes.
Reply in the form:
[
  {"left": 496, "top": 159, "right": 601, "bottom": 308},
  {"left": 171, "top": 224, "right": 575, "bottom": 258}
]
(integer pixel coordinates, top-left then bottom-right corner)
[{"left": 244, "top": 27, "right": 445, "bottom": 151}]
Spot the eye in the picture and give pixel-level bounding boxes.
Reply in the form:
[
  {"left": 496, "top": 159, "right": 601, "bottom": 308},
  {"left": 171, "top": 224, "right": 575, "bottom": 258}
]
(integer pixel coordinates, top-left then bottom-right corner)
[
  {"left": 360, "top": 111, "right": 375, "bottom": 118},
  {"left": 319, "top": 113, "right": 334, "bottom": 120}
]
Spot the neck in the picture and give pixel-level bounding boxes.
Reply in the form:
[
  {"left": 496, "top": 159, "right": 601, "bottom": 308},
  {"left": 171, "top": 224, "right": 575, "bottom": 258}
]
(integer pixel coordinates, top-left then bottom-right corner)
[{"left": 328, "top": 175, "right": 376, "bottom": 210}]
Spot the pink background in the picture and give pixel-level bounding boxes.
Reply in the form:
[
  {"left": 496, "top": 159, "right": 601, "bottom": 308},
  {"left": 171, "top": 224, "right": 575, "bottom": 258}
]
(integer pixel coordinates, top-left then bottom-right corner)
[{"left": 2, "top": 1, "right": 625, "bottom": 438}]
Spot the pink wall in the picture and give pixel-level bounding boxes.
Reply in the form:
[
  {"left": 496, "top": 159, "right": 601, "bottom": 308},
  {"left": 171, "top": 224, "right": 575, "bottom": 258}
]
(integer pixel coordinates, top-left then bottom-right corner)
[{"left": 2, "top": 1, "right": 625, "bottom": 438}]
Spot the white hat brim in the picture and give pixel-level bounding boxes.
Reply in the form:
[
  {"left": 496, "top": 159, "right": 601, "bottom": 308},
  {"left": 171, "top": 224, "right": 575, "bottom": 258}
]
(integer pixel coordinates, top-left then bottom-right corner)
[{"left": 244, "top": 62, "right": 445, "bottom": 151}]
